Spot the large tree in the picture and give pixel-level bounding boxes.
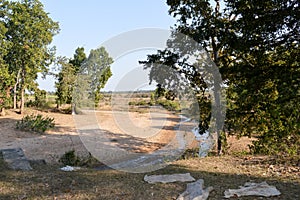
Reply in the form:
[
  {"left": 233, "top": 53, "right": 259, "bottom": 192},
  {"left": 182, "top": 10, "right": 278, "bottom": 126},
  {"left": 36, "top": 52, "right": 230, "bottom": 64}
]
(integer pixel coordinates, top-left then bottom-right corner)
[
  {"left": 57, "top": 47, "right": 113, "bottom": 113},
  {"left": 80, "top": 47, "right": 113, "bottom": 106},
  {"left": 223, "top": 0, "right": 300, "bottom": 155},
  {"left": 0, "top": 0, "right": 12, "bottom": 115},
  {"left": 141, "top": 0, "right": 299, "bottom": 155},
  {"left": 3, "top": 0, "right": 59, "bottom": 114},
  {"left": 55, "top": 47, "right": 86, "bottom": 108}
]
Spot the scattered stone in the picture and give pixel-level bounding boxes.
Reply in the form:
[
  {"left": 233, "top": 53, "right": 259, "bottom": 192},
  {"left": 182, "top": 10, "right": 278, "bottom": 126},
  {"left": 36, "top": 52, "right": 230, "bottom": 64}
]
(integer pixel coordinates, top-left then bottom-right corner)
[
  {"left": 177, "top": 179, "right": 213, "bottom": 200},
  {"left": 144, "top": 173, "right": 195, "bottom": 184},
  {"left": 1, "top": 148, "right": 32, "bottom": 171},
  {"left": 224, "top": 181, "right": 281, "bottom": 198},
  {"left": 60, "top": 165, "right": 81, "bottom": 172}
]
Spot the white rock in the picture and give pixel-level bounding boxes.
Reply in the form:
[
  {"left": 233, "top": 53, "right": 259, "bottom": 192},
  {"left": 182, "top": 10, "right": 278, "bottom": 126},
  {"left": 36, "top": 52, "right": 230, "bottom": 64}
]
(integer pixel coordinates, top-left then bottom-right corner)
[
  {"left": 144, "top": 173, "right": 195, "bottom": 184},
  {"left": 60, "top": 165, "right": 80, "bottom": 172},
  {"left": 177, "top": 179, "right": 213, "bottom": 200},
  {"left": 224, "top": 181, "right": 281, "bottom": 198}
]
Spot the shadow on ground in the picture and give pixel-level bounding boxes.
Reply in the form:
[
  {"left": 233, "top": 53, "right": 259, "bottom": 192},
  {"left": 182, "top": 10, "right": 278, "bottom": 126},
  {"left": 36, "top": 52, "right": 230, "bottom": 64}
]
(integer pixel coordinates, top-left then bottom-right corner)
[{"left": 0, "top": 154, "right": 299, "bottom": 200}]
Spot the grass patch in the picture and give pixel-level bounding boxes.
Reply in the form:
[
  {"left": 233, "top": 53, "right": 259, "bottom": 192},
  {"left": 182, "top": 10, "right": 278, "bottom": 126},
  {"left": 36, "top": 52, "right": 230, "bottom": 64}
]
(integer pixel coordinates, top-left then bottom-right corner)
[
  {"left": 16, "top": 114, "right": 55, "bottom": 133},
  {"left": 0, "top": 155, "right": 299, "bottom": 199}
]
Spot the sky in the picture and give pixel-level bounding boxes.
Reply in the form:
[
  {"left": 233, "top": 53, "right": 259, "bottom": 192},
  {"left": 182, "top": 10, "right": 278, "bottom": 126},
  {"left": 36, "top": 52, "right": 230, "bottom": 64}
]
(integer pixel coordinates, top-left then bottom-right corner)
[{"left": 37, "top": 0, "right": 176, "bottom": 92}]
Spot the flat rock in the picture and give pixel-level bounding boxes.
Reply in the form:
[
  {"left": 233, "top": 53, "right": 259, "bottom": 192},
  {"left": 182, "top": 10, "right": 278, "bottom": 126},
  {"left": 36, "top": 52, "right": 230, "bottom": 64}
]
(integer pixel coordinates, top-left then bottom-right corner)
[
  {"left": 224, "top": 181, "right": 281, "bottom": 198},
  {"left": 144, "top": 173, "right": 195, "bottom": 184},
  {"left": 1, "top": 148, "right": 32, "bottom": 171},
  {"left": 177, "top": 179, "right": 213, "bottom": 200}
]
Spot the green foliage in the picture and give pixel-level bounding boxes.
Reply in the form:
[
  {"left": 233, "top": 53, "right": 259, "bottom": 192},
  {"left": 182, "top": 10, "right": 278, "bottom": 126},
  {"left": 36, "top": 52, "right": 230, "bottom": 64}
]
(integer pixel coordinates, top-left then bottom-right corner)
[
  {"left": 141, "top": 0, "right": 299, "bottom": 156},
  {"left": 128, "top": 100, "right": 149, "bottom": 106},
  {"left": 156, "top": 99, "right": 180, "bottom": 112},
  {"left": 69, "top": 47, "right": 87, "bottom": 74},
  {"left": 250, "top": 133, "right": 300, "bottom": 156},
  {"left": 180, "top": 148, "right": 200, "bottom": 160},
  {"left": 16, "top": 114, "right": 55, "bottom": 133},
  {"left": 73, "top": 47, "right": 113, "bottom": 109},
  {"left": 55, "top": 57, "right": 77, "bottom": 107},
  {"left": 59, "top": 150, "right": 100, "bottom": 167},
  {"left": 2, "top": 0, "right": 59, "bottom": 113},
  {"left": 58, "top": 150, "right": 80, "bottom": 166}
]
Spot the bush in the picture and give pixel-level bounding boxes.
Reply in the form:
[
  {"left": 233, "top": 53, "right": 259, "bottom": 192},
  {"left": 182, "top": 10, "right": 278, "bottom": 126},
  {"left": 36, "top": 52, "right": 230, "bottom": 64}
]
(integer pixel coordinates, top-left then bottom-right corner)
[
  {"left": 16, "top": 114, "right": 55, "bottom": 133},
  {"left": 250, "top": 133, "right": 300, "bottom": 158},
  {"left": 59, "top": 150, "right": 100, "bottom": 167},
  {"left": 180, "top": 148, "right": 200, "bottom": 159},
  {"left": 59, "top": 150, "right": 80, "bottom": 166},
  {"left": 128, "top": 100, "right": 150, "bottom": 106},
  {"left": 157, "top": 99, "right": 180, "bottom": 112}
]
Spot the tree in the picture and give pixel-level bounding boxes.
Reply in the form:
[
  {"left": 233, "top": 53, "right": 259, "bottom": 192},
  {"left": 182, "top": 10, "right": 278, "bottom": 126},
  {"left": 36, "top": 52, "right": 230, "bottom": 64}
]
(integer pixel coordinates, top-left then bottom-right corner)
[
  {"left": 69, "top": 47, "right": 86, "bottom": 73},
  {"left": 55, "top": 47, "right": 86, "bottom": 108},
  {"left": 0, "top": 0, "right": 12, "bottom": 115},
  {"left": 55, "top": 57, "right": 76, "bottom": 108},
  {"left": 4, "top": 0, "right": 59, "bottom": 114},
  {"left": 141, "top": 0, "right": 229, "bottom": 154},
  {"left": 83, "top": 47, "right": 113, "bottom": 106},
  {"left": 224, "top": 0, "right": 300, "bottom": 155},
  {"left": 141, "top": 0, "right": 300, "bottom": 156}
]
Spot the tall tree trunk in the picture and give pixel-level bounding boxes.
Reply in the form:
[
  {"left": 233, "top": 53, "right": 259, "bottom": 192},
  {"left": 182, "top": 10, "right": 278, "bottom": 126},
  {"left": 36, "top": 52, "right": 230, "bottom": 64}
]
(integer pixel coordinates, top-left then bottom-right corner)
[
  {"left": 211, "top": 35, "right": 223, "bottom": 155},
  {"left": 20, "top": 67, "right": 26, "bottom": 114},
  {"left": 13, "top": 69, "right": 21, "bottom": 110},
  {"left": 20, "top": 88, "right": 25, "bottom": 114}
]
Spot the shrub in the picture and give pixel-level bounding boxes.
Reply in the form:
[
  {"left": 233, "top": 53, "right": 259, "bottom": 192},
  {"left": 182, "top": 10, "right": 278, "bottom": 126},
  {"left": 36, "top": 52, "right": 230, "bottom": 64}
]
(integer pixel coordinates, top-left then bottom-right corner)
[
  {"left": 180, "top": 148, "right": 200, "bottom": 159},
  {"left": 16, "top": 114, "right": 55, "bottom": 133},
  {"left": 128, "top": 100, "right": 150, "bottom": 106},
  {"left": 59, "top": 150, "right": 80, "bottom": 166},
  {"left": 157, "top": 99, "right": 180, "bottom": 112},
  {"left": 59, "top": 150, "right": 100, "bottom": 167}
]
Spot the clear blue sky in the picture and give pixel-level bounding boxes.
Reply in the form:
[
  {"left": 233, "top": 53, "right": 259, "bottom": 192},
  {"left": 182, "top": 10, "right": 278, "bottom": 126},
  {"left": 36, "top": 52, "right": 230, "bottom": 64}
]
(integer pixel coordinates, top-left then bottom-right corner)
[{"left": 38, "top": 0, "right": 176, "bottom": 91}]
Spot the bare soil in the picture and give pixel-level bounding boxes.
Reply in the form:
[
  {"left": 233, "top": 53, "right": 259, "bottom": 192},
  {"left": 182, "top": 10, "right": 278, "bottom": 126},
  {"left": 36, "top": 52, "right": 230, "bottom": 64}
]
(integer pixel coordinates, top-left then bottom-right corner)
[{"left": 0, "top": 108, "right": 299, "bottom": 199}]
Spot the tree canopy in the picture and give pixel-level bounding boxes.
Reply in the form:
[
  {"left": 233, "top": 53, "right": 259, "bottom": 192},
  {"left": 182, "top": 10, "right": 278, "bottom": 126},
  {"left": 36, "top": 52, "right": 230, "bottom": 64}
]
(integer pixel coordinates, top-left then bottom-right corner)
[
  {"left": 141, "top": 0, "right": 300, "bottom": 155},
  {"left": 0, "top": 0, "right": 59, "bottom": 113},
  {"left": 56, "top": 47, "right": 113, "bottom": 111}
]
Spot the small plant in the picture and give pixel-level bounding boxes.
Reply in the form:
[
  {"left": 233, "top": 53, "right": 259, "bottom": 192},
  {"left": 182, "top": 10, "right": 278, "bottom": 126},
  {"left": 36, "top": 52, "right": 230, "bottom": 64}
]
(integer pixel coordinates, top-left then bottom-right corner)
[
  {"left": 180, "top": 148, "right": 200, "bottom": 160},
  {"left": 16, "top": 114, "right": 55, "bottom": 133},
  {"left": 59, "top": 150, "right": 100, "bottom": 167},
  {"left": 59, "top": 150, "right": 80, "bottom": 166},
  {"left": 157, "top": 99, "right": 180, "bottom": 112}
]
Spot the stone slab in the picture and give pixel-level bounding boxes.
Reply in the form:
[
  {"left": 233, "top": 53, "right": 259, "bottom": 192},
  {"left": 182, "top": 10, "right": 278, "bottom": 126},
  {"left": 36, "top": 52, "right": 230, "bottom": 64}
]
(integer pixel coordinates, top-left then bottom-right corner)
[
  {"left": 144, "top": 173, "right": 195, "bottom": 184},
  {"left": 1, "top": 148, "right": 32, "bottom": 171}
]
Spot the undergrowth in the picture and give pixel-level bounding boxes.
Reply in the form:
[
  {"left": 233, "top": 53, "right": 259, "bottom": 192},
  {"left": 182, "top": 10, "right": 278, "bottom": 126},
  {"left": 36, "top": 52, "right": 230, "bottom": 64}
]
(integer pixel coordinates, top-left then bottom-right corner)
[{"left": 16, "top": 114, "right": 55, "bottom": 133}]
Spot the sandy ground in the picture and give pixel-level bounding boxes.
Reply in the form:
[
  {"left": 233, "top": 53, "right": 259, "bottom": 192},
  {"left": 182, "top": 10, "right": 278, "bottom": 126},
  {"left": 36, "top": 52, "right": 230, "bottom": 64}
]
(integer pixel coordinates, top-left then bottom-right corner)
[
  {"left": 0, "top": 108, "right": 199, "bottom": 164},
  {"left": 0, "top": 108, "right": 253, "bottom": 165}
]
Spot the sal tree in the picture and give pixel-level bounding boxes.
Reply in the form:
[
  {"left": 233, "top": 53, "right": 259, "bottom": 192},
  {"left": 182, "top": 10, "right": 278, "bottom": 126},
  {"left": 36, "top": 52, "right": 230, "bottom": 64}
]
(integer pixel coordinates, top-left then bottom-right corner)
[{"left": 4, "top": 0, "right": 59, "bottom": 114}]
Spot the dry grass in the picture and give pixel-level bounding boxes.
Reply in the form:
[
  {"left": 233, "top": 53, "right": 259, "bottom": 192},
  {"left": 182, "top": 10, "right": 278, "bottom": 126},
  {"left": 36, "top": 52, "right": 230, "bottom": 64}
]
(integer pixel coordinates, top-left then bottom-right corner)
[
  {"left": 0, "top": 106, "right": 299, "bottom": 199},
  {"left": 0, "top": 153, "right": 299, "bottom": 200}
]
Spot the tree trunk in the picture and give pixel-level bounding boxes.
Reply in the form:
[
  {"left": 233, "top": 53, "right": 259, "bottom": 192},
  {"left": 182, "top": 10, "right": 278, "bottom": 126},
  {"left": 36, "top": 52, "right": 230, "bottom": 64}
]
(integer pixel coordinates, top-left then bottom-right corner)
[
  {"left": 13, "top": 69, "right": 21, "bottom": 110},
  {"left": 72, "top": 103, "right": 76, "bottom": 115},
  {"left": 211, "top": 35, "right": 223, "bottom": 155},
  {"left": 0, "top": 108, "right": 5, "bottom": 116},
  {"left": 20, "top": 67, "right": 26, "bottom": 114},
  {"left": 20, "top": 88, "right": 25, "bottom": 114}
]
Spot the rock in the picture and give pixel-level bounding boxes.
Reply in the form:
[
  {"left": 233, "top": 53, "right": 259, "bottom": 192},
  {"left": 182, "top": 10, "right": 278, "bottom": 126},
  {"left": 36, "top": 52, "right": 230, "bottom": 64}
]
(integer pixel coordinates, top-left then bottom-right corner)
[
  {"left": 1, "top": 148, "right": 32, "bottom": 171},
  {"left": 60, "top": 165, "right": 81, "bottom": 172},
  {"left": 144, "top": 173, "right": 195, "bottom": 184},
  {"left": 177, "top": 179, "right": 213, "bottom": 200},
  {"left": 224, "top": 181, "right": 281, "bottom": 198}
]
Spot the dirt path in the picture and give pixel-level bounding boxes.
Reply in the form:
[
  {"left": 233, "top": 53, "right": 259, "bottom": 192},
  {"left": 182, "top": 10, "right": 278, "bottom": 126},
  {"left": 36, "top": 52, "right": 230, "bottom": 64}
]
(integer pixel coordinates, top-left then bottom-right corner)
[{"left": 0, "top": 109, "right": 195, "bottom": 164}]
